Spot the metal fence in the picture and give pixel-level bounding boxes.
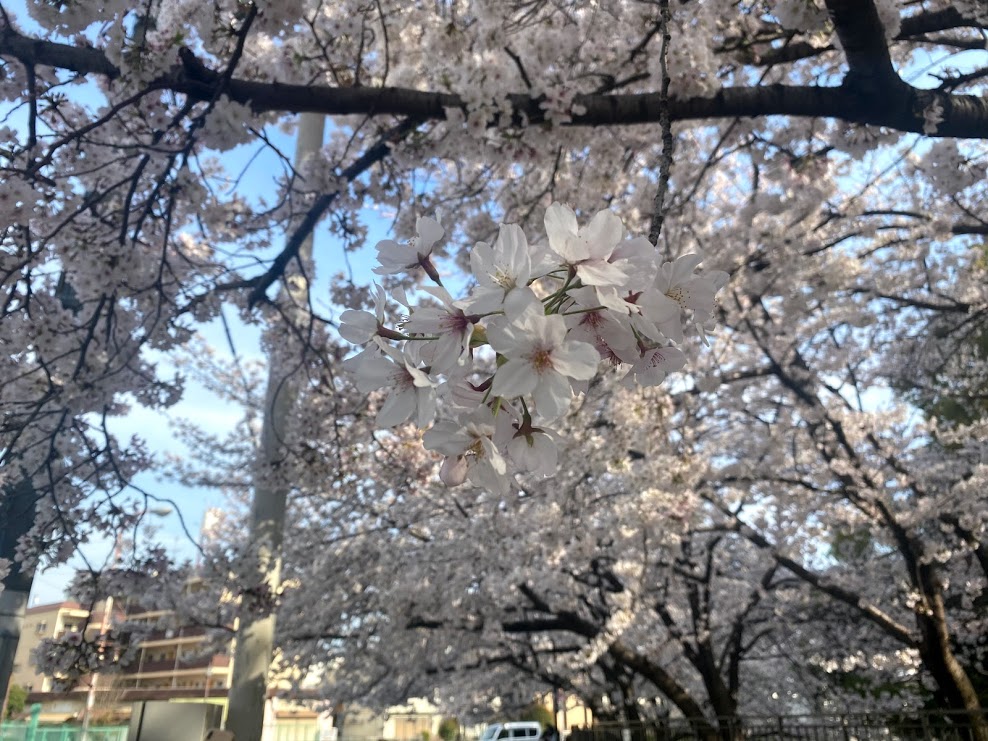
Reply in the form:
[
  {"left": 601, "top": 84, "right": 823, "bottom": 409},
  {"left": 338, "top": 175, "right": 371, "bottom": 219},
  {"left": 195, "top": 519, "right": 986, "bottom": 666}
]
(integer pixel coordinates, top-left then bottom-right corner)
[
  {"left": 570, "top": 713, "right": 988, "bottom": 741},
  {"left": 1, "top": 722, "right": 324, "bottom": 741},
  {"left": 0, "top": 724, "right": 127, "bottom": 741}
]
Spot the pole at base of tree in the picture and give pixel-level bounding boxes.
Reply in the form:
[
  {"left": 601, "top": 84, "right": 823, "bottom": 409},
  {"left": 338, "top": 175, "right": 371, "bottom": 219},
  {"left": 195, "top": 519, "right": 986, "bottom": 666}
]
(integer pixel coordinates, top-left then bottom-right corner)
[{"left": 225, "top": 111, "right": 325, "bottom": 741}]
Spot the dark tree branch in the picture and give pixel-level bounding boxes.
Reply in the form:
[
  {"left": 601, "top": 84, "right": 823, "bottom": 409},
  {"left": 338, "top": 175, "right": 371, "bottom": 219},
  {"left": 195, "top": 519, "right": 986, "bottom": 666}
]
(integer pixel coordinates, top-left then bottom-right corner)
[
  {"left": 704, "top": 494, "right": 918, "bottom": 648},
  {"left": 245, "top": 116, "right": 420, "bottom": 306},
  {"left": 3, "top": 27, "right": 988, "bottom": 138},
  {"left": 826, "top": 0, "right": 898, "bottom": 88}
]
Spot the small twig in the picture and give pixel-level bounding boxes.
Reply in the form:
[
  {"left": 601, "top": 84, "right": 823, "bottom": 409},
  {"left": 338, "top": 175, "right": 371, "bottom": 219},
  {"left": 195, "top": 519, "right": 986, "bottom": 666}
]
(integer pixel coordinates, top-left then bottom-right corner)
[{"left": 648, "top": 0, "right": 674, "bottom": 246}]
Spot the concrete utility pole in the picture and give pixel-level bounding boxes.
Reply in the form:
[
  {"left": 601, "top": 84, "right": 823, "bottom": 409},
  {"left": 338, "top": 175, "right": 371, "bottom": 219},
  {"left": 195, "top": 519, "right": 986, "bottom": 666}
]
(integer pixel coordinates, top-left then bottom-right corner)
[
  {"left": 0, "top": 478, "right": 37, "bottom": 720},
  {"left": 226, "top": 112, "right": 325, "bottom": 741}
]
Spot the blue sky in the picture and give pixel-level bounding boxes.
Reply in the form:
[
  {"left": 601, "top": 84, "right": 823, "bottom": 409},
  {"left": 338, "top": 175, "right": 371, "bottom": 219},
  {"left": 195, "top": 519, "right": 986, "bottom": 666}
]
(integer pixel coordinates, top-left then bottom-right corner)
[{"left": 1, "top": 2, "right": 399, "bottom": 603}]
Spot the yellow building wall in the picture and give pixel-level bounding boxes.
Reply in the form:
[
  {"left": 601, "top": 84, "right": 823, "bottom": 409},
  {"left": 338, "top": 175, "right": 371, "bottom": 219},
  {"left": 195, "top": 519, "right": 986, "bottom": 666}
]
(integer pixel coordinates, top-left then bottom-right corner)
[{"left": 12, "top": 603, "right": 90, "bottom": 693}]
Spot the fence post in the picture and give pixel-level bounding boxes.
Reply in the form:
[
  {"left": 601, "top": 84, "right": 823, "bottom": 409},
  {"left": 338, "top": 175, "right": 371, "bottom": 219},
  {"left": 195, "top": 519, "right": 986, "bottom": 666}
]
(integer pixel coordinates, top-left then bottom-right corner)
[
  {"left": 919, "top": 713, "right": 931, "bottom": 741},
  {"left": 24, "top": 703, "right": 41, "bottom": 741}
]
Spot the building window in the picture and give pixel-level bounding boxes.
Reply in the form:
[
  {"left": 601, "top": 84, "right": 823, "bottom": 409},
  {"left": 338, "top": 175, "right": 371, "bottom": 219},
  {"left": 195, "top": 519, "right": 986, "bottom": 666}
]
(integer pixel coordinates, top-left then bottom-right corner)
[{"left": 35, "top": 621, "right": 48, "bottom": 635}]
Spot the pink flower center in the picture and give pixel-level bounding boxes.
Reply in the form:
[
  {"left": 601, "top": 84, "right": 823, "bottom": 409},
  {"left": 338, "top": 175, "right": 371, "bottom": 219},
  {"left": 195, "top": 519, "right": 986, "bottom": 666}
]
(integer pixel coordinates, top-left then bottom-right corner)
[
  {"left": 646, "top": 349, "right": 668, "bottom": 368},
  {"left": 440, "top": 312, "right": 471, "bottom": 334},
  {"left": 390, "top": 366, "right": 415, "bottom": 390}
]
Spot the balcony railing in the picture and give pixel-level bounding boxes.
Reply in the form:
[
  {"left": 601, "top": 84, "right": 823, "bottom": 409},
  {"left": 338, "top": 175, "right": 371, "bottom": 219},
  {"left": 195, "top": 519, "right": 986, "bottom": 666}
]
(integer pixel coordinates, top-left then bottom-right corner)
[{"left": 121, "top": 653, "right": 230, "bottom": 675}]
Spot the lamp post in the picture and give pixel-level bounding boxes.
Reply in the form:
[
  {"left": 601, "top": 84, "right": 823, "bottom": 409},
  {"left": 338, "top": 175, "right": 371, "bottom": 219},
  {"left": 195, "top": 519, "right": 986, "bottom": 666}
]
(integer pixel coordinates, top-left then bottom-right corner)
[{"left": 80, "top": 505, "right": 172, "bottom": 740}]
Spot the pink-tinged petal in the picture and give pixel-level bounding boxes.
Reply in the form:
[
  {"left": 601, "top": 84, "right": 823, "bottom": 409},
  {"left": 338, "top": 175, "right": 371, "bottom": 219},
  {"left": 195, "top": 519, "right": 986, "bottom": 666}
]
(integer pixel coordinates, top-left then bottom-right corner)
[
  {"left": 373, "top": 242, "right": 419, "bottom": 275},
  {"left": 479, "top": 437, "right": 507, "bottom": 475},
  {"left": 533, "top": 370, "right": 572, "bottom": 419},
  {"left": 471, "top": 460, "right": 511, "bottom": 495},
  {"left": 544, "top": 203, "right": 578, "bottom": 255},
  {"left": 656, "top": 315, "right": 685, "bottom": 344},
  {"left": 344, "top": 352, "right": 393, "bottom": 392},
  {"left": 509, "top": 432, "right": 558, "bottom": 476},
  {"left": 420, "top": 285, "right": 455, "bottom": 305},
  {"left": 537, "top": 312, "right": 568, "bottom": 348},
  {"left": 551, "top": 341, "right": 600, "bottom": 380},
  {"left": 581, "top": 209, "right": 624, "bottom": 257},
  {"left": 492, "top": 358, "right": 539, "bottom": 399},
  {"left": 440, "top": 455, "right": 469, "bottom": 486},
  {"left": 404, "top": 306, "right": 445, "bottom": 334},
  {"left": 612, "top": 236, "right": 658, "bottom": 286},
  {"left": 575, "top": 259, "right": 629, "bottom": 287},
  {"left": 405, "top": 362, "right": 435, "bottom": 389},
  {"left": 457, "top": 285, "right": 504, "bottom": 315},
  {"left": 486, "top": 316, "right": 525, "bottom": 356},
  {"left": 430, "top": 331, "right": 466, "bottom": 372},
  {"left": 593, "top": 286, "right": 633, "bottom": 314},
  {"left": 376, "top": 388, "right": 416, "bottom": 427}
]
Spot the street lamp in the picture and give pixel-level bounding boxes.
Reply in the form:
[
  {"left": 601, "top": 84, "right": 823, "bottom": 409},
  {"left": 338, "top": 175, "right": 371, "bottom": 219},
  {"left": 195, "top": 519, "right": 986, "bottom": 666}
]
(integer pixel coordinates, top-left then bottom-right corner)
[{"left": 80, "top": 505, "right": 172, "bottom": 740}]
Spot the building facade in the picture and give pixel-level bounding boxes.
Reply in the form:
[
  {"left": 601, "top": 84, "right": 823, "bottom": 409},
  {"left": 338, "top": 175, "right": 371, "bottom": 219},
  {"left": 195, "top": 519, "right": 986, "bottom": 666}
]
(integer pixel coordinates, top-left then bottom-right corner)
[{"left": 12, "top": 601, "right": 92, "bottom": 693}]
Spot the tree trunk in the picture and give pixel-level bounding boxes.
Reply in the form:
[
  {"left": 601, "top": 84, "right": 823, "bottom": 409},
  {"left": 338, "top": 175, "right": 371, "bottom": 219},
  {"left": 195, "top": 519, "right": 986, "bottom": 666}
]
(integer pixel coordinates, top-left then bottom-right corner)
[
  {"left": 226, "top": 113, "right": 325, "bottom": 741},
  {"left": 915, "top": 566, "right": 988, "bottom": 741},
  {"left": 0, "top": 478, "right": 37, "bottom": 718},
  {"left": 607, "top": 642, "right": 720, "bottom": 741}
]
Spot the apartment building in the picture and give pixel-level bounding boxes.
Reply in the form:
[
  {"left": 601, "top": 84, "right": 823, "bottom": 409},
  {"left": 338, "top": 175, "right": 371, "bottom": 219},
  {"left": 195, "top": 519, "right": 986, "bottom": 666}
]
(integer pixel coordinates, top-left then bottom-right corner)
[
  {"left": 11, "top": 598, "right": 234, "bottom": 722},
  {"left": 12, "top": 601, "right": 92, "bottom": 693},
  {"left": 112, "top": 607, "right": 233, "bottom": 696}
]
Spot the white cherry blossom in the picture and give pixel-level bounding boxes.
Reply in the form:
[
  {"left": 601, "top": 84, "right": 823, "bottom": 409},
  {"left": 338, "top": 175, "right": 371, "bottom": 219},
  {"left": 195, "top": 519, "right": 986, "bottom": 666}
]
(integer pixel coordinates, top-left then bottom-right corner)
[
  {"left": 423, "top": 407, "right": 510, "bottom": 493},
  {"left": 343, "top": 340, "right": 437, "bottom": 428},
  {"left": 373, "top": 215, "right": 445, "bottom": 276},
  {"left": 403, "top": 286, "right": 475, "bottom": 373},
  {"left": 339, "top": 283, "right": 388, "bottom": 344},
  {"left": 487, "top": 305, "right": 600, "bottom": 420},
  {"left": 460, "top": 223, "right": 539, "bottom": 319},
  {"left": 544, "top": 203, "right": 630, "bottom": 286}
]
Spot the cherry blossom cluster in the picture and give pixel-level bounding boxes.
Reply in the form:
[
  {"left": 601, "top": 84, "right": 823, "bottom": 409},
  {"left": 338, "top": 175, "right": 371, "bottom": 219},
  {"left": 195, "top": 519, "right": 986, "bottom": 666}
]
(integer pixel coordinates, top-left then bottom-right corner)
[
  {"left": 31, "top": 625, "right": 144, "bottom": 690},
  {"left": 341, "top": 205, "right": 728, "bottom": 493}
]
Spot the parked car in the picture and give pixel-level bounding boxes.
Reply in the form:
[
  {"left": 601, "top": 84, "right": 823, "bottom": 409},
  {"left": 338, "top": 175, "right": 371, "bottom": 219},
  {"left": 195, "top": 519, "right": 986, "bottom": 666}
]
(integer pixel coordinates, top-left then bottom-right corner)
[{"left": 479, "top": 722, "right": 544, "bottom": 741}]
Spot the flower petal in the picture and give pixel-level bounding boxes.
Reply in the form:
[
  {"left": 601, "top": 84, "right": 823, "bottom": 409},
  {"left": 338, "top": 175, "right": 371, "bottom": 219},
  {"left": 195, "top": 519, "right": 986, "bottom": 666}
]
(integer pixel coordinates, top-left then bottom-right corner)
[
  {"left": 544, "top": 203, "right": 578, "bottom": 255},
  {"left": 376, "top": 388, "right": 416, "bottom": 427},
  {"left": 575, "top": 259, "right": 629, "bottom": 287},
  {"left": 533, "top": 370, "right": 573, "bottom": 419},
  {"left": 492, "top": 358, "right": 539, "bottom": 399},
  {"left": 551, "top": 341, "right": 600, "bottom": 380},
  {"left": 416, "top": 215, "right": 444, "bottom": 249},
  {"left": 581, "top": 209, "right": 624, "bottom": 257}
]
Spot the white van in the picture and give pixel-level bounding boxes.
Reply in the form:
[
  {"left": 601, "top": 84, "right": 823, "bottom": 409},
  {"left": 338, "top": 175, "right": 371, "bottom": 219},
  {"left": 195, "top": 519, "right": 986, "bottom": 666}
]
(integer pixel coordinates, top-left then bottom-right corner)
[{"left": 479, "top": 722, "right": 543, "bottom": 741}]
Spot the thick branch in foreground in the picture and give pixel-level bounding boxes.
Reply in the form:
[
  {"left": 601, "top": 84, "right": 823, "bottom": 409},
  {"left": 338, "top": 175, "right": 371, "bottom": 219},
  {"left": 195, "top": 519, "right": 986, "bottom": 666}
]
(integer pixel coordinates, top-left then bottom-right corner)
[
  {"left": 164, "top": 69, "right": 988, "bottom": 139},
  {"left": 2, "top": 26, "right": 988, "bottom": 138}
]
